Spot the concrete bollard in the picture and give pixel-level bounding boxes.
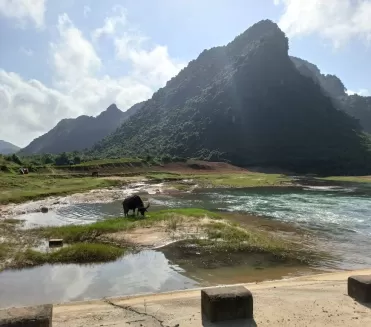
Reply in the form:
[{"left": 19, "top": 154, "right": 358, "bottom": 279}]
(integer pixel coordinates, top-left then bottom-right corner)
[
  {"left": 0, "top": 304, "right": 53, "bottom": 327},
  {"left": 49, "top": 239, "right": 63, "bottom": 247},
  {"left": 348, "top": 275, "right": 371, "bottom": 303},
  {"left": 201, "top": 286, "right": 253, "bottom": 323}
]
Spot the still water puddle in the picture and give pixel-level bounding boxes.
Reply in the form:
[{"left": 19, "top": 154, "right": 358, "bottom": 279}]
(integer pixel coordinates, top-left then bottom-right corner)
[
  {"left": 0, "top": 250, "right": 197, "bottom": 308},
  {"left": 0, "top": 249, "right": 314, "bottom": 308}
]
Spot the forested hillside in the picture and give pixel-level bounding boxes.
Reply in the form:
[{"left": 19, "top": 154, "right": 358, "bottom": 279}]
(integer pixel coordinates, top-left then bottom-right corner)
[
  {"left": 90, "top": 20, "right": 371, "bottom": 175},
  {"left": 20, "top": 102, "right": 144, "bottom": 155},
  {"left": 291, "top": 56, "right": 371, "bottom": 133}
]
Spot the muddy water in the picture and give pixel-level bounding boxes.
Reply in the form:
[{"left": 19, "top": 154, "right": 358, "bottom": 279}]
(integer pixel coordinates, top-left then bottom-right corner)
[{"left": 1, "top": 180, "right": 371, "bottom": 307}]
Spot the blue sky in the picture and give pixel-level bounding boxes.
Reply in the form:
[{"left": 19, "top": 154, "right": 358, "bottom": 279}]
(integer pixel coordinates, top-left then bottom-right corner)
[{"left": 1, "top": 0, "right": 371, "bottom": 147}]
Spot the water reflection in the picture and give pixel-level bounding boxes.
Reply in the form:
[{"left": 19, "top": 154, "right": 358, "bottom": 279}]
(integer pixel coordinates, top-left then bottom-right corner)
[{"left": 0, "top": 250, "right": 197, "bottom": 308}]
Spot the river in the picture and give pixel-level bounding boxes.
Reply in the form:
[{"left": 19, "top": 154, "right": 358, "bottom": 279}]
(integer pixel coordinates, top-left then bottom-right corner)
[{"left": 1, "top": 179, "right": 370, "bottom": 307}]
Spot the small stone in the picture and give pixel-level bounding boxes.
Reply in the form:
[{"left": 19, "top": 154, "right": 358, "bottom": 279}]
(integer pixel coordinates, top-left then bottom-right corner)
[{"left": 40, "top": 207, "right": 48, "bottom": 213}]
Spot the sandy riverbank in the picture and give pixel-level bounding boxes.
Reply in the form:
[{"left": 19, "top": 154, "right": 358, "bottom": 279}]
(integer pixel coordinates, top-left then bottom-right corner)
[{"left": 52, "top": 269, "right": 371, "bottom": 326}]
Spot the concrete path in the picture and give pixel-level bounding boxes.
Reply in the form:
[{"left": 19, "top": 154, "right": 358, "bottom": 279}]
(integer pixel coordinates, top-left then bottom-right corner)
[{"left": 53, "top": 269, "right": 371, "bottom": 327}]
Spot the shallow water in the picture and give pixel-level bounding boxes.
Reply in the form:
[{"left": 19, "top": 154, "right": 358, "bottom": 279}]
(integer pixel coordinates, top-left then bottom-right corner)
[
  {"left": 1, "top": 179, "right": 371, "bottom": 307},
  {"left": 0, "top": 250, "right": 197, "bottom": 307}
]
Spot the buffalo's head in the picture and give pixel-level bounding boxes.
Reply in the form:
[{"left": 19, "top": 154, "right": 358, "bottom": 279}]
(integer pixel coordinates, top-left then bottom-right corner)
[{"left": 138, "top": 202, "right": 150, "bottom": 216}]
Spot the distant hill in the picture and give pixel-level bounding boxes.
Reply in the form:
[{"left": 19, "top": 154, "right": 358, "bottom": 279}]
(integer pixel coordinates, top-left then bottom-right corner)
[
  {"left": 0, "top": 140, "right": 20, "bottom": 155},
  {"left": 20, "top": 102, "right": 144, "bottom": 155},
  {"left": 291, "top": 56, "right": 371, "bottom": 133},
  {"left": 90, "top": 20, "right": 371, "bottom": 175}
]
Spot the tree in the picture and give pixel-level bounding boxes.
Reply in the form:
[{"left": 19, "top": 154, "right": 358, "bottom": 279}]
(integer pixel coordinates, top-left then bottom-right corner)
[
  {"left": 11, "top": 154, "right": 22, "bottom": 165},
  {"left": 73, "top": 155, "right": 82, "bottom": 165},
  {"left": 55, "top": 152, "right": 70, "bottom": 166}
]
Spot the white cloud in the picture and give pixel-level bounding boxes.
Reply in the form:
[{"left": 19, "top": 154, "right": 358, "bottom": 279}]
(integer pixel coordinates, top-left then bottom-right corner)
[
  {"left": 346, "top": 88, "right": 371, "bottom": 96},
  {"left": 20, "top": 47, "right": 34, "bottom": 56},
  {"left": 0, "top": 11, "right": 185, "bottom": 147},
  {"left": 275, "top": 0, "right": 371, "bottom": 48},
  {"left": 83, "top": 5, "right": 91, "bottom": 18},
  {"left": 0, "top": 0, "right": 46, "bottom": 28},
  {"left": 92, "top": 5, "right": 127, "bottom": 41},
  {"left": 51, "top": 14, "right": 102, "bottom": 87},
  {"left": 0, "top": 70, "right": 74, "bottom": 146},
  {"left": 115, "top": 37, "right": 185, "bottom": 89}
]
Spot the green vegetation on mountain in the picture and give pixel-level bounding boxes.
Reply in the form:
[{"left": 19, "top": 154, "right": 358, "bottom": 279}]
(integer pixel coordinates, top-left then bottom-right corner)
[
  {"left": 90, "top": 20, "right": 371, "bottom": 175},
  {"left": 0, "top": 140, "right": 20, "bottom": 155},
  {"left": 19, "top": 102, "right": 145, "bottom": 155},
  {"left": 291, "top": 56, "right": 371, "bottom": 134}
]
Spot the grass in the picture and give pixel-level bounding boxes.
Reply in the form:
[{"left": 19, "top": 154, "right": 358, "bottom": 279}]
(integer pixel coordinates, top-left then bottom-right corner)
[
  {"left": 67, "top": 158, "right": 143, "bottom": 168},
  {"left": 0, "top": 244, "right": 9, "bottom": 261},
  {"left": 38, "top": 208, "right": 221, "bottom": 243},
  {"left": 14, "top": 243, "right": 125, "bottom": 267},
  {"left": 147, "top": 172, "right": 292, "bottom": 188},
  {"left": 202, "top": 221, "right": 311, "bottom": 262},
  {"left": 321, "top": 176, "right": 371, "bottom": 183},
  {"left": 36, "top": 208, "right": 317, "bottom": 264},
  {"left": 0, "top": 173, "right": 123, "bottom": 204},
  {"left": 195, "top": 173, "right": 291, "bottom": 188}
]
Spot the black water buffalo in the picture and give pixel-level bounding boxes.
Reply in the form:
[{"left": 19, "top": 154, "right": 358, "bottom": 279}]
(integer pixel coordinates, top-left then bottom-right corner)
[{"left": 122, "top": 195, "right": 150, "bottom": 217}]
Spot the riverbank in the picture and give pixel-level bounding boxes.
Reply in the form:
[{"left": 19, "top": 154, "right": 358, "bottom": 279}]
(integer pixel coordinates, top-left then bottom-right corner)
[
  {"left": 51, "top": 268, "right": 371, "bottom": 326},
  {"left": 0, "top": 208, "right": 318, "bottom": 271},
  {"left": 0, "top": 160, "right": 293, "bottom": 205}
]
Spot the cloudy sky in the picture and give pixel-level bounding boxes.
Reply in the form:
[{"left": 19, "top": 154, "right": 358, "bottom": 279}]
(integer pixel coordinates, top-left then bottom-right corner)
[{"left": 1, "top": 0, "right": 371, "bottom": 147}]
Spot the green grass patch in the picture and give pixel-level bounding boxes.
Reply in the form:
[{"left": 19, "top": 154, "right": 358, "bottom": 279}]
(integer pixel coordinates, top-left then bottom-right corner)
[
  {"left": 0, "top": 244, "right": 9, "bottom": 261},
  {"left": 196, "top": 173, "right": 291, "bottom": 188},
  {"left": 145, "top": 172, "right": 185, "bottom": 181},
  {"left": 321, "top": 176, "right": 371, "bottom": 183},
  {"left": 146, "top": 172, "right": 292, "bottom": 188},
  {"left": 0, "top": 173, "right": 122, "bottom": 204},
  {"left": 69, "top": 158, "right": 143, "bottom": 167},
  {"left": 15, "top": 243, "right": 125, "bottom": 267},
  {"left": 38, "top": 208, "right": 221, "bottom": 243},
  {"left": 201, "top": 221, "right": 317, "bottom": 263}
]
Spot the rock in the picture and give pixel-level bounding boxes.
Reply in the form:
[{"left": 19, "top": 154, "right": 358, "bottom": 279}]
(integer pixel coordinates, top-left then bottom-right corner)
[
  {"left": 49, "top": 239, "right": 63, "bottom": 247},
  {"left": 348, "top": 275, "right": 371, "bottom": 303},
  {"left": 201, "top": 286, "right": 253, "bottom": 322},
  {"left": 0, "top": 304, "right": 52, "bottom": 326},
  {"left": 40, "top": 207, "right": 48, "bottom": 213}
]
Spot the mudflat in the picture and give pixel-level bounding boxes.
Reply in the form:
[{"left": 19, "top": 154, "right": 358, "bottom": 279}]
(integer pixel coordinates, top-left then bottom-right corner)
[{"left": 53, "top": 269, "right": 371, "bottom": 327}]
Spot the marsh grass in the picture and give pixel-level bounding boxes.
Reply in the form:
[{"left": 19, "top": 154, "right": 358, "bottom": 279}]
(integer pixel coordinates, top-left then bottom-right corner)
[
  {"left": 0, "top": 244, "right": 9, "bottom": 261},
  {"left": 38, "top": 209, "right": 221, "bottom": 243},
  {"left": 202, "top": 221, "right": 317, "bottom": 263},
  {"left": 147, "top": 172, "right": 292, "bottom": 188},
  {"left": 36, "top": 208, "right": 318, "bottom": 264},
  {"left": 165, "top": 216, "right": 184, "bottom": 231},
  {"left": 15, "top": 243, "right": 125, "bottom": 267},
  {"left": 0, "top": 174, "right": 122, "bottom": 204},
  {"left": 321, "top": 176, "right": 371, "bottom": 183}
]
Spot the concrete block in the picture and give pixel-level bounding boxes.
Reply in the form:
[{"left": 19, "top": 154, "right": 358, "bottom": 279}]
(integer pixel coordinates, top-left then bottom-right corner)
[
  {"left": 348, "top": 275, "right": 371, "bottom": 303},
  {"left": 0, "top": 304, "right": 52, "bottom": 327},
  {"left": 201, "top": 286, "right": 253, "bottom": 322},
  {"left": 49, "top": 239, "right": 63, "bottom": 247}
]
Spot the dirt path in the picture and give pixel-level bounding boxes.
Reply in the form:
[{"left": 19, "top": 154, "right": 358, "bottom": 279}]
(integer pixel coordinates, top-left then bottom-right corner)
[{"left": 53, "top": 269, "right": 371, "bottom": 327}]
